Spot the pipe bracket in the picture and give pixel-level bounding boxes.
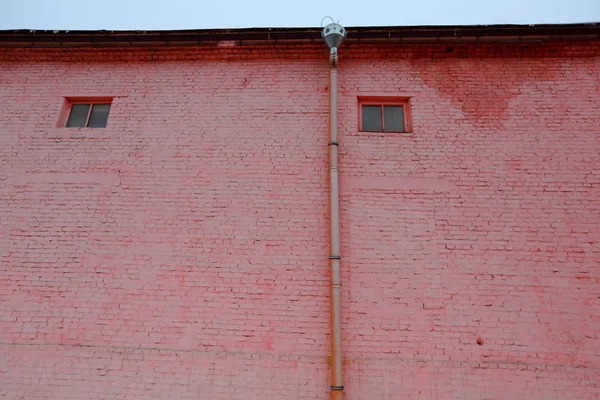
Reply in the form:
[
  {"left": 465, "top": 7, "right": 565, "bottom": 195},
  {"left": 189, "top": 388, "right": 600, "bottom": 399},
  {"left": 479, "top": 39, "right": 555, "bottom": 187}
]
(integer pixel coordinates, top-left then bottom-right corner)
[
  {"left": 329, "top": 255, "right": 341, "bottom": 259},
  {"left": 328, "top": 141, "right": 339, "bottom": 146},
  {"left": 331, "top": 386, "right": 344, "bottom": 391}
]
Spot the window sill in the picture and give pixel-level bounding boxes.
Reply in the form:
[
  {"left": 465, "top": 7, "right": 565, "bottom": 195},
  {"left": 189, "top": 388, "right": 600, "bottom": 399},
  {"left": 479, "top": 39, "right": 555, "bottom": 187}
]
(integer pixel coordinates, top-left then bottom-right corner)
[
  {"left": 355, "top": 130, "right": 414, "bottom": 137},
  {"left": 45, "top": 128, "right": 111, "bottom": 140},
  {"left": 359, "top": 130, "right": 411, "bottom": 133}
]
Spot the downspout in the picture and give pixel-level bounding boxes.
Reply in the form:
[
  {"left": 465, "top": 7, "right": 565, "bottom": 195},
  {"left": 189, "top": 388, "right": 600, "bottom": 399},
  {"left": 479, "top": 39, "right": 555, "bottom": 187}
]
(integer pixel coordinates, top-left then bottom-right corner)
[{"left": 322, "top": 21, "right": 347, "bottom": 400}]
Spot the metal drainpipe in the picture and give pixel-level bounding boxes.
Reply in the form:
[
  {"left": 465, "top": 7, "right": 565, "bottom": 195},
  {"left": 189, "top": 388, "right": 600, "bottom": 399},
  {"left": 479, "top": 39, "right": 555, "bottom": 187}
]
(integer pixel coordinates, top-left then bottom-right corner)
[
  {"left": 328, "top": 64, "right": 344, "bottom": 400},
  {"left": 322, "top": 21, "right": 346, "bottom": 400}
]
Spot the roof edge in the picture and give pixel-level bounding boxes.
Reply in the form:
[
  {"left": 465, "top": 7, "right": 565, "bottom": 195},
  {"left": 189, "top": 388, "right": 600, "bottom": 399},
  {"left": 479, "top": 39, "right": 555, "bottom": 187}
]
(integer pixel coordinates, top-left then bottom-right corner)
[{"left": 0, "top": 23, "right": 599, "bottom": 48}]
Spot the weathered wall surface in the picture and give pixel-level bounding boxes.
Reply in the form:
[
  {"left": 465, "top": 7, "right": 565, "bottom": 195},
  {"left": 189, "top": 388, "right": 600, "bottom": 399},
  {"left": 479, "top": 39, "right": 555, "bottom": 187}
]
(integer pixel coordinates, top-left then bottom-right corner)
[{"left": 0, "top": 41, "right": 598, "bottom": 399}]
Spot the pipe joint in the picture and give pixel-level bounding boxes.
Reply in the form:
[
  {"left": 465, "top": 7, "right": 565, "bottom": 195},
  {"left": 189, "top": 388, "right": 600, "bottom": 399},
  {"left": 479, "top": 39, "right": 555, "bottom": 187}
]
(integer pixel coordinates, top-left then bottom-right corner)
[{"left": 329, "top": 48, "right": 339, "bottom": 66}]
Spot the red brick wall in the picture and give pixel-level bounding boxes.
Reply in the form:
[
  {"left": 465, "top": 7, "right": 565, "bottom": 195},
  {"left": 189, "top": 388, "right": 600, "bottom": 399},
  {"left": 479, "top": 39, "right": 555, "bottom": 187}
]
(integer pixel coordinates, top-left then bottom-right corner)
[{"left": 0, "top": 41, "right": 599, "bottom": 399}]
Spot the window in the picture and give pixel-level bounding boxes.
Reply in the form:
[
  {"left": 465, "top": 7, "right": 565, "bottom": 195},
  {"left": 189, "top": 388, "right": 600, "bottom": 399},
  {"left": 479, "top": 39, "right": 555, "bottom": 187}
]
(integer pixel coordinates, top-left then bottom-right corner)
[
  {"left": 61, "top": 99, "right": 112, "bottom": 128},
  {"left": 358, "top": 97, "right": 411, "bottom": 133}
]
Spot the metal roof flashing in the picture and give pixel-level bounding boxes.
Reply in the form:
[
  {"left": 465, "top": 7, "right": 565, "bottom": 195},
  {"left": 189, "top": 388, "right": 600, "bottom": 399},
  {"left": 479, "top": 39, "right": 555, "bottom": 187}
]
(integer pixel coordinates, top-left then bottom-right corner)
[{"left": 0, "top": 23, "right": 598, "bottom": 48}]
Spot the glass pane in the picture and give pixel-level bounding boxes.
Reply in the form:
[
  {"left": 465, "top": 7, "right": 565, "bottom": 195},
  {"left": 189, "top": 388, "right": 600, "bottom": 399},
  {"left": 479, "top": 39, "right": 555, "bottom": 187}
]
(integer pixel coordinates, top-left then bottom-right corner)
[
  {"left": 383, "top": 106, "right": 405, "bottom": 132},
  {"left": 362, "top": 105, "right": 382, "bottom": 131},
  {"left": 87, "top": 104, "right": 111, "bottom": 128},
  {"left": 66, "top": 104, "right": 90, "bottom": 127}
]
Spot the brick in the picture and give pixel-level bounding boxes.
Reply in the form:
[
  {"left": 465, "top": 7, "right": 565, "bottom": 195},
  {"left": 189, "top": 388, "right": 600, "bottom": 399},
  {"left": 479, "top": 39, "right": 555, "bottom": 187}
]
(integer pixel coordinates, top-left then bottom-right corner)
[{"left": 0, "top": 39, "right": 599, "bottom": 399}]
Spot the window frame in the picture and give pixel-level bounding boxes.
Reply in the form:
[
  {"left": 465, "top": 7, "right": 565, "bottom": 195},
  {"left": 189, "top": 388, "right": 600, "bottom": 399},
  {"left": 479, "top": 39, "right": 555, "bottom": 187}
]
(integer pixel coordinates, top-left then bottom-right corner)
[
  {"left": 358, "top": 97, "right": 412, "bottom": 133},
  {"left": 58, "top": 97, "right": 113, "bottom": 128}
]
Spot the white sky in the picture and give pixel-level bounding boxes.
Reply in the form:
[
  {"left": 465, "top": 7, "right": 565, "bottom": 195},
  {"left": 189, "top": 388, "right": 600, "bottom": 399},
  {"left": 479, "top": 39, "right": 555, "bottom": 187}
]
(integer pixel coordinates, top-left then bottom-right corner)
[{"left": 1, "top": 0, "right": 599, "bottom": 30}]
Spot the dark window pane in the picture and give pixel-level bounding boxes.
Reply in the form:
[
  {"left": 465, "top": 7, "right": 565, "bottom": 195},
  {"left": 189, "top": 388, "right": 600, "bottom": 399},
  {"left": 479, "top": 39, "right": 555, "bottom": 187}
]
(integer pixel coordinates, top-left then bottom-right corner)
[
  {"left": 362, "top": 105, "right": 382, "bottom": 131},
  {"left": 383, "top": 106, "right": 405, "bottom": 131},
  {"left": 66, "top": 104, "right": 90, "bottom": 127},
  {"left": 87, "top": 104, "right": 111, "bottom": 128}
]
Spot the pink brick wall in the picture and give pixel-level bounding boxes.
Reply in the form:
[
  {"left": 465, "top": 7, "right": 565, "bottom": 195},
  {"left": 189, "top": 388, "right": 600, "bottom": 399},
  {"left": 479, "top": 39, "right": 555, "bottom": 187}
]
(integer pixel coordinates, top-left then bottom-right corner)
[{"left": 0, "top": 41, "right": 599, "bottom": 399}]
